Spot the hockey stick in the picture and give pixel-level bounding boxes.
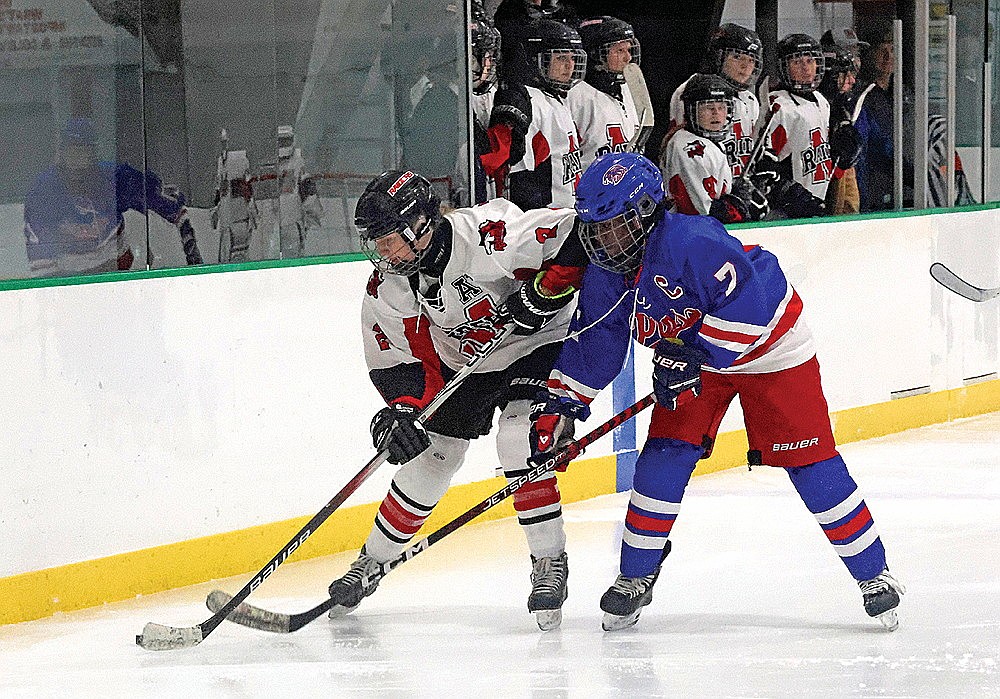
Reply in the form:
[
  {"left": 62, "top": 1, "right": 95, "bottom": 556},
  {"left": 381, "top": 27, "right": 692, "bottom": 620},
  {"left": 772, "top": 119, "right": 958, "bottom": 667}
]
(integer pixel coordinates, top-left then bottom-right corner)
[
  {"left": 136, "top": 324, "right": 515, "bottom": 651},
  {"left": 623, "top": 63, "right": 655, "bottom": 153},
  {"left": 205, "top": 393, "right": 657, "bottom": 634},
  {"left": 930, "top": 262, "right": 1000, "bottom": 302}
]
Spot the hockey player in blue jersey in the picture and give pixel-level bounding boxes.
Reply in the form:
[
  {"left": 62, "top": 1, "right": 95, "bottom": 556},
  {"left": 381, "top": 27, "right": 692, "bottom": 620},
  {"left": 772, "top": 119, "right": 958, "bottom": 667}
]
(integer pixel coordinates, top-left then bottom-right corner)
[
  {"left": 528, "top": 151, "right": 904, "bottom": 631},
  {"left": 23, "top": 117, "right": 202, "bottom": 278}
]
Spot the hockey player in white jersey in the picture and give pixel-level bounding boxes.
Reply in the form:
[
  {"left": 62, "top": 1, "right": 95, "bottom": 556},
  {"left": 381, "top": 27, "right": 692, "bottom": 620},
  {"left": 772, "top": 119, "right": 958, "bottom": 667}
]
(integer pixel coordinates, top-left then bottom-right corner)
[
  {"left": 665, "top": 23, "right": 762, "bottom": 178},
  {"left": 274, "top": 125, "right": 322, "bottom": 258},
  {"left": 327, "top": 170, "right": 588, "bottom": 630},
  {"left": 483, "top": 18, "right": 586, "bottom": 210},
  {"left": 566, "top": 16, "right": 640, "bottom": 169},
  {"left": 471, "top": 15, "right": 502, "bottom": 204},
  {"left": 755, "top": 33, "right": 858, "bottom": 218},
  {"left": 660, "top": 74, "right": 766, "bottom": 223}
]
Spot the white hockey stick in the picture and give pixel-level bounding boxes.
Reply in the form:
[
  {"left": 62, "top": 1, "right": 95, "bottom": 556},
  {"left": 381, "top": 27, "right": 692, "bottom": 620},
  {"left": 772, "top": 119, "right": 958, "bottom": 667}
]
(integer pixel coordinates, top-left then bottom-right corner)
[
  {"left": 930, "top": 262, "right": 1000, "bottom": 302},
  {"left": 623, "top": 63, "right": 654, "bottom": 153}
]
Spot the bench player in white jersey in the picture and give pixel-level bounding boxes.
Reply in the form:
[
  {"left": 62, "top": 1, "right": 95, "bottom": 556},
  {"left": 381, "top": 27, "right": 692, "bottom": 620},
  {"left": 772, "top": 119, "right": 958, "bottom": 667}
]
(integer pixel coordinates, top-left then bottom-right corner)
[
  {"left": 660, "top": 74, "right": 766, "bottom": 224},
  {"left": 470, "top": 15, "right": 502, "bottom": 203},
  {"left": 665, "top": 24, "right": 762, "bottom": 178},
  {"left": 756, "top": 33, "right": 857, "bottom": 218},
  {"left": 565, "top": 16, "right": 641, "bottom": 170},
  {"left": 485, "top": 18, "right": 586, "bottom": 210},
  {"left": 327, "top": 170, "right": 588, "bottom": 630}
]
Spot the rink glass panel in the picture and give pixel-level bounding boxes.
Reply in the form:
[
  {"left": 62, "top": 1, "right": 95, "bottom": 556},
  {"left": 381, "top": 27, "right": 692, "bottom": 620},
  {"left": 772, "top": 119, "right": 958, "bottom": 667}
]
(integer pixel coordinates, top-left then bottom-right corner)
[
  {"left": 0, "top": 0, "right": 470, "bottom": 280},
  {"left": 144, "top": 0, "right": 471, "bottom": 266}
]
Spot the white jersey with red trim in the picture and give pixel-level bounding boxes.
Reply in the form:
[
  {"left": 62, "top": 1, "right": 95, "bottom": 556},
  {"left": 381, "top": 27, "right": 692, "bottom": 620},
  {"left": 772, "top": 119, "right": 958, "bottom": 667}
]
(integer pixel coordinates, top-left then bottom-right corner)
[
  {"left": 669, "top": 76, "right": 759, "bottom": 177},
  {"left": 362, "top": 199, "right": 579, "bottom": 405},
  {"left": 509, "top": 86, "right": 583, "bottom": 209},
  {"left": 660, "top": 128, "right": 732, "bottom": 216},
  {"left": 764, "top": 89, "right": 834, "bottom": 199},
  {"left": 564, "top": 80, "right": 639, "bottom": 171}
]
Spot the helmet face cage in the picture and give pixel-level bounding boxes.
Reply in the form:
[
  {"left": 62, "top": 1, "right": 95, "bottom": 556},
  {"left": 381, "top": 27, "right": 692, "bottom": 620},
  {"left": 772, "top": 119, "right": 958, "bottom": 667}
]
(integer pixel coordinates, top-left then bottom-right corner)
[
  {"left": 537, "top": 47, "right": 588, "bottom": 94},
  {"left": 359, "top": 218, "right": 432, "bottom": 276},
  {"left": 580, "top": 205, "right": 648, "bottom": 275},
  {"left": 685, "top": 95, "right": 735, "bottom": 142},
  {"left": 471, "top": 21, "right": 501, "bottom": 94},
  {"left": 716, "top": 47, "right": 762, "bottom": 89},
  {"left": 779, "top": 48, "right": 826, "bottom": 92},
  {"left": 823, "top": 46, "right": 859, "bottom": 77},
  {"left": 597, "top": 37, "right": 641, "bottom": 77}
]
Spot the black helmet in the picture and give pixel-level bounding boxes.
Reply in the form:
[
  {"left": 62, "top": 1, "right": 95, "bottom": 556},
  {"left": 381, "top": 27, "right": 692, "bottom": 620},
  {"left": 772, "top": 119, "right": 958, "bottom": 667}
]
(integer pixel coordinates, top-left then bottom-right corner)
[
  {"left": 777, "top": 33, "right": 825, "bottom": 94},
  {"left": 355, "top": 170, "right": 441, "bottom": 276},
  {"left": 708, "top": 23, "right": 763, "bottom": 90},
  {"left": 518, "top": 18, "right": 587, "bottom": 97},
  {"left": 681, "top": 73, "right": 736, "bottom": 143},
  {"left": 471, "top": 17, "right": 501, "bottom": 94},
  {"left": 576, "top": 16, "right": 640, "bottom": 86}
]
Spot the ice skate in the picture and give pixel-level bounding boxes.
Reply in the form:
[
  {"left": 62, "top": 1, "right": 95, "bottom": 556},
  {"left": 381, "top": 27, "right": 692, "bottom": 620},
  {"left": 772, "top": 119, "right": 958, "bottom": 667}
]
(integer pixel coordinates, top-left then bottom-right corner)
[
  {"left": 599, "top": 568, "right": 662, "bottom": 631},
  {"left": 859, "top": 569, "right": 905, "bottom": 631},
  {"left": 527, "top": 552, "right": 569, "bottom": 631},
  {"left": 327, "top": 547, "right": 381, "bottom": 617}
]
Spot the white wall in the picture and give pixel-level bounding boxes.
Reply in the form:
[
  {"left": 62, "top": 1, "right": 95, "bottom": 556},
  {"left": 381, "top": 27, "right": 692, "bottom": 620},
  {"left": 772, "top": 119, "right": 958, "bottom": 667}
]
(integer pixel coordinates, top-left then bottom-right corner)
[{"left": 3, "top": 208, "right": 999, "bottom": 578}]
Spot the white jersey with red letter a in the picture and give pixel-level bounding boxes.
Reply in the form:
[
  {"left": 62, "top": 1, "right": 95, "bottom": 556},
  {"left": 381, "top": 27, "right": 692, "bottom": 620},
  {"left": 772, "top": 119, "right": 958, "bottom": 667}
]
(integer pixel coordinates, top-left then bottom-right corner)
[
  {"left": 510, "top": 86, "right": 583, "bottom": 208},
  {"left": 362, "top": 198, "right": 578, "bottom": 377},
  {"left": 565, "top": 80, "right": 639, "bottom": 171},
  {"left": 765, "top": 90, "right": 834, "bottom": 199}
]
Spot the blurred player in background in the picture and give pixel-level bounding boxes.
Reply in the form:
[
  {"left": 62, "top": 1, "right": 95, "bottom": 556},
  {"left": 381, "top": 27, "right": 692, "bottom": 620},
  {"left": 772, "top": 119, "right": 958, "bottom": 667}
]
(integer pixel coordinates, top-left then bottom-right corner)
[
  {"left": 566, "top": 16, "right": 641, "bottom": 169},
  {"left": 482, "top": 18, "right": 586, "bottom": 210},
  {"left": 817, "top": 39, "right": 864, "bottom": 215},
  {"left": 24, "top": 117, "right": 202, "bottom": 277},
  {"left": 327, "top": 169, "right": 588, "bottom": 631},
  {"left": 665, "top": 23, "right": 763, "bottom": 178},
  {"left": 470, "top": 13, "right": 503, "bottom": 204},
  {"left": 756, "top": 34, "right": 859, "bottom": 219},
  {"left": 529, "top": 152, "right": 904, "bottom": 632},
  {"left": 659, "top": 73, "right": 767, "bottom": 223}
]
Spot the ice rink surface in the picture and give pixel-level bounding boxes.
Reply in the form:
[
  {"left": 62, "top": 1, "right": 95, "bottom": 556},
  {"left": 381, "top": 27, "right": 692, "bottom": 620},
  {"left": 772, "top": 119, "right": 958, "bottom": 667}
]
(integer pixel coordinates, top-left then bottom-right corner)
[{"left": 3, "top": 413, "right": 999, "bottom": 698}]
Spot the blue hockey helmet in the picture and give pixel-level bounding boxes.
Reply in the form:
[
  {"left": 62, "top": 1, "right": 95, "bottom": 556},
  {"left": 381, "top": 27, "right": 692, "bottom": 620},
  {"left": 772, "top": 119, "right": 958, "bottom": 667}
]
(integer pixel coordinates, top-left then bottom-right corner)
[{"left": 575, "top": 152, "right": 665, "bottom": 274}]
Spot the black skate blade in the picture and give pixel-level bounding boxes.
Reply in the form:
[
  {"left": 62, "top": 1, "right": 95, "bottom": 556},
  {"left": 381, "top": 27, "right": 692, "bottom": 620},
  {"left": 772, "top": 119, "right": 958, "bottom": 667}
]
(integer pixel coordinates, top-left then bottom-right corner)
[
  {"left": 534, "top": 609, "right": 562, "bottom": 631},
  {"left": 602, "top": 609, "right": 641, "bottom": 632}
]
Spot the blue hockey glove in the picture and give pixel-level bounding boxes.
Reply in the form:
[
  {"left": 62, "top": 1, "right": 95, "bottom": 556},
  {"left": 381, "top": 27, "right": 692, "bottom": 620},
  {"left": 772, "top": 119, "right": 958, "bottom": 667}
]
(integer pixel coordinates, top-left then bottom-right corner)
[
  {"left": 371, "top": 404, "right": 431, "bottom": 465},
  {"left": 652, "top": 339, "right": 709, "bottom": 410},
  {"left": 528, "top": 393, "right": 588, "bottom": 470}
]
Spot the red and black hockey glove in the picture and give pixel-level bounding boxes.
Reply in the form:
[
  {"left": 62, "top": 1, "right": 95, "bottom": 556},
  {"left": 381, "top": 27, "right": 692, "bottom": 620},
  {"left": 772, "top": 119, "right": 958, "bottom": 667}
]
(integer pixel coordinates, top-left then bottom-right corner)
[
  {"left": 528, "top": 393, "right": 588, "bottom": 471},
  {"left": 651, "top": 339, "right": 709, "bottom": 410}
]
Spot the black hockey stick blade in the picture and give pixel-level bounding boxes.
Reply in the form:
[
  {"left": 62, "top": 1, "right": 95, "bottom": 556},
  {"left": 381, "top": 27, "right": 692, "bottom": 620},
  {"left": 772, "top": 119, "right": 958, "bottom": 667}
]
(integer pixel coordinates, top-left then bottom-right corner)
[
  {"left": 206, "top": 394, "right": 657, "bottom": 635},
  {"left": 930, "top": 262, "right": 1000, "bottom": 302}
]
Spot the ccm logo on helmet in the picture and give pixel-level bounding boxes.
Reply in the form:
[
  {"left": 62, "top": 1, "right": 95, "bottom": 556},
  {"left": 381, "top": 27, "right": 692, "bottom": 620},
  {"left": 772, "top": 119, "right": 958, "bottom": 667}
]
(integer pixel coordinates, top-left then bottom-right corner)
[
  {"left": 772, "top": 437, "right": 819, "bottom": 451},
  {"left": 387, "top": 171, "right": 415, "bottom": 196}
]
